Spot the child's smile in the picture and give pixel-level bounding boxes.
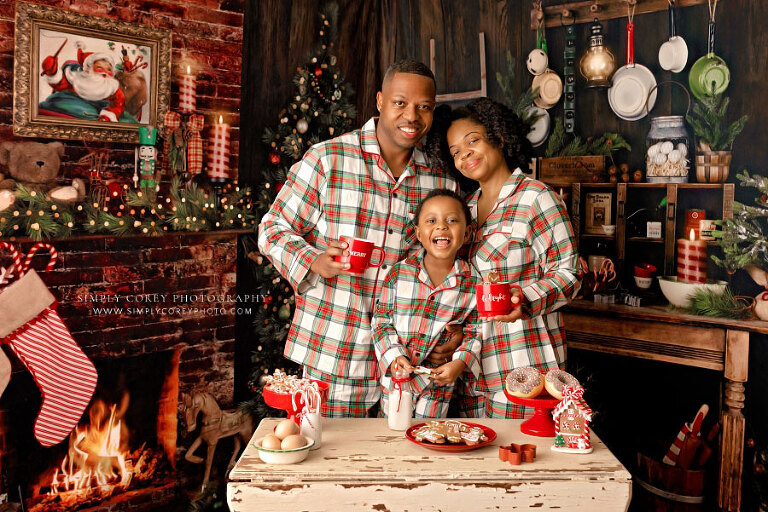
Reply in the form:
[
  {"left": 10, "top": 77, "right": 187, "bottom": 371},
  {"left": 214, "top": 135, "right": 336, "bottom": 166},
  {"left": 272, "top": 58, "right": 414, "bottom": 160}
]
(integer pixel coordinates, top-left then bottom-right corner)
[{"left": 415, "top": 195, "right": 470, "bottom": 263}]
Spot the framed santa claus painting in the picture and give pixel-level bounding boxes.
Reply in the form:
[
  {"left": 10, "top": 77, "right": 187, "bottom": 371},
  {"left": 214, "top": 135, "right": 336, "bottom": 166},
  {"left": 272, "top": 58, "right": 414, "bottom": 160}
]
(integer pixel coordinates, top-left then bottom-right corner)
[{"left": 12, "top": 1, "right": 171, "bottom": 143}]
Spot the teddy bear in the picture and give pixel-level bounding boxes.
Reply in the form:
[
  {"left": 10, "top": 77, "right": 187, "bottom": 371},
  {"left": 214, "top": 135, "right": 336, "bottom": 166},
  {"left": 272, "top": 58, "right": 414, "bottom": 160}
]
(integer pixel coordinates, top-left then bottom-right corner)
[{"left": 0, "top": 141, "right": 86, "bottom": 206}]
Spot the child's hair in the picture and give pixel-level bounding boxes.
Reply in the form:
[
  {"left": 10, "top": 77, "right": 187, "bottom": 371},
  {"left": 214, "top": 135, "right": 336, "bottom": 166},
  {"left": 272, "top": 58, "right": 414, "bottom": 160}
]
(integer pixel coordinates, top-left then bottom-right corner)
[
  {"left": 426, "top": 97, "right": 533, "bottom": 183},
  {"left": 414, "top": 188, "right": 472, "bottom": 225}
]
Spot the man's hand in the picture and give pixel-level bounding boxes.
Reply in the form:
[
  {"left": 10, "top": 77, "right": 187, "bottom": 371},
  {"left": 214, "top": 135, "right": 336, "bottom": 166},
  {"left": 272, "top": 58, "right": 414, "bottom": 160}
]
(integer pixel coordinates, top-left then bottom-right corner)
[
  {"left": 429, "top": 359, "right": 465, "bottom": 386},
  {"left": 425, "top": 324, "right": 463, "bottom": 365},
  {"left": 309, "top": 240, "right": 351, "bottom": 279},
  {"left": 481, "top": 288, "right": 523, "bottom": 322},
  {"left": 41, "top": 55, "right": 58, "bottom": 76},
  {"left": 390, "top": 356, "right": 413, "bottom": 377}
]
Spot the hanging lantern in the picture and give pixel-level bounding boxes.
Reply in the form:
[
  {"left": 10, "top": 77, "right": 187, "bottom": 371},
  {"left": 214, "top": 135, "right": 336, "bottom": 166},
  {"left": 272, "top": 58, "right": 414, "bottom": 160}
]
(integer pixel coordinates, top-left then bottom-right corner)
[{"left": 579, "top": 19, "right": 616, "bottom": 88}]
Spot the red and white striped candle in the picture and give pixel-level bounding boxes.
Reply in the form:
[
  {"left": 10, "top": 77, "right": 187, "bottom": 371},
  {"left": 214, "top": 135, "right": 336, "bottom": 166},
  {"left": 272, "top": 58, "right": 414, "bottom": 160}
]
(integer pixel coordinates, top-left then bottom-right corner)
[
  {"left": 207, "top": 115, "right": 230, "bottom": 183},
  {"left": 677, "top": 228, "right": 707, "bottom": 283},
  {"left": 179, "top": 65, "right": 196, "bottom": 114}
]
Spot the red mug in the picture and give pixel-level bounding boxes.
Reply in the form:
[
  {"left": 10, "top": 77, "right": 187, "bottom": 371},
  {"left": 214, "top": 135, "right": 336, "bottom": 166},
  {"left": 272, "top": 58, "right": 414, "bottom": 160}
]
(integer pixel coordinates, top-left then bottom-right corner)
[
  {"left": 476, "top": 282, "right": 522, "bottom": 316},
  {"left": 333, "top": 236, "right": 384, "bottom": 273}
]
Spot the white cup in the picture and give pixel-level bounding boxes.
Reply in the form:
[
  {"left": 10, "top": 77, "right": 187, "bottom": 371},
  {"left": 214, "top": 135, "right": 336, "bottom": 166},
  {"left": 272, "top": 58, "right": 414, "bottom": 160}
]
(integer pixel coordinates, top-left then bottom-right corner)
[
  {"left": 658, "top": 36, "right": 689, "bottom": 73},
  {"left": 634, "top": 276, "right": 653, "bottom": 289}
]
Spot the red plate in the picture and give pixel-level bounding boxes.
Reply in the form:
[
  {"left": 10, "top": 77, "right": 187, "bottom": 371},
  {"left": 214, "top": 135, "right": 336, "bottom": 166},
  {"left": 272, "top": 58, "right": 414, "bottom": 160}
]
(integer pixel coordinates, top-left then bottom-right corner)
[{"left": 405, "top": 422, "right": 497, "bottom": 452}]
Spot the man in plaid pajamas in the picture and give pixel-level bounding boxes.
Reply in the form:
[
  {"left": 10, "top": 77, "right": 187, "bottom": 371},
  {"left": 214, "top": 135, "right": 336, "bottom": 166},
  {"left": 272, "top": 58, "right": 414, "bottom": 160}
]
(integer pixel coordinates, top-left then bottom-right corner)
[
  {"left": 258, "top": 60, "right": 457, "bottom": 417},
  {"left": 464, "top": 169, "right": 579, "bottom": 418},
  {"left": 372, "top": 190, "right": 482, "bottom": 418}
]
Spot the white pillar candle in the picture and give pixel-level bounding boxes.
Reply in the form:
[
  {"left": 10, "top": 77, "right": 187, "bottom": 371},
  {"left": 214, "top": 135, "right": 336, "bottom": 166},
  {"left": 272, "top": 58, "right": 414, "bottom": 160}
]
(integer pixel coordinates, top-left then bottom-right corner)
[
  {"left": 179, "top": 65, "right": 196, "bottom": 114},
  {"left": 207, "top": 115, "right": 230, "bottom": 182}
]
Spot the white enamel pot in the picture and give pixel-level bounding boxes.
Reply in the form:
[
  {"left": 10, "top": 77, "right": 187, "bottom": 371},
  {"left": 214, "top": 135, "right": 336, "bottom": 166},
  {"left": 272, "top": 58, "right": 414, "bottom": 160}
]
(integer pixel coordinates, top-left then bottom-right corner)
[{"left": 658, "top": 1, "right": 689, "bottom": 73}]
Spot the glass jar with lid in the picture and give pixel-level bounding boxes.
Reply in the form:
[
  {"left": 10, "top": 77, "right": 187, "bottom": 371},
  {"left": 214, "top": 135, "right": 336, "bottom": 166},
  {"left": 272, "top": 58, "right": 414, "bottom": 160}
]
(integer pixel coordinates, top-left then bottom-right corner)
[{"left": 645, "top": 82, "right": 692, "bottom": 183}]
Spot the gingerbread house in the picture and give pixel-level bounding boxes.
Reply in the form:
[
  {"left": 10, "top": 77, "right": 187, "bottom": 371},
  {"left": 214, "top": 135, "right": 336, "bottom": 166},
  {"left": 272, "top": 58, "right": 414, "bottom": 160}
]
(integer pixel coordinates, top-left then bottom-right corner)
[{"left": 552, "top": 385, "right": 593, "bottom": 454}]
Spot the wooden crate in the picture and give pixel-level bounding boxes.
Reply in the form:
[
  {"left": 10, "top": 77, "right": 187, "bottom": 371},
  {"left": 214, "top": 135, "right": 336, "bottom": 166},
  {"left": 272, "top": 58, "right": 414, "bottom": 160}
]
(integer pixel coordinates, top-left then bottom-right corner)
[{"left": 537, "top": 156, "right": 606, "bottom": 186}]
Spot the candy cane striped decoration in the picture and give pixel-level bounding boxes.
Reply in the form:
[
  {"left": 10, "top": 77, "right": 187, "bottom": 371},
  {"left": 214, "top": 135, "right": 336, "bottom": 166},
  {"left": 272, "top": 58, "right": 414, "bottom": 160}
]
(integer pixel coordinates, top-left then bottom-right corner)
[
  {"left": 663, "top": 422, "right": 691, "bottom": 466},
  {"left": 178, "top": 74, "right": 197, "bottom": 114},
  {"left": 21, "top": 243, "right": 58, "bottom": 275},
  {"left": 0, "top": 242, "right": 23, "bottom": 276}
]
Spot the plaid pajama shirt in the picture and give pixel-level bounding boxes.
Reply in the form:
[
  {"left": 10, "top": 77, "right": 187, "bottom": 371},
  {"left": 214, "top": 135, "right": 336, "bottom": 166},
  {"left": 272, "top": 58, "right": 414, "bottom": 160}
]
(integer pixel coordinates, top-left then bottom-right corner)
[
  {"left": 258, "top": 117, "right": 456, "bottom": 417},
  {"left": 464, "top": 169, "right": 579, "bottom": 418},
  {"left": 372, "top": 249, "right": 482, "bottom": 418}
]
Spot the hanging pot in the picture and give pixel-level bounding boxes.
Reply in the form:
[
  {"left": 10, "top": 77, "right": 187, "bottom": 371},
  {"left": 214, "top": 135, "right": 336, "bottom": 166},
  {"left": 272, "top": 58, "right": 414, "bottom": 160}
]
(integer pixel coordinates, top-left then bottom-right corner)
[
  {"left": 525, "top": 105, "right": 551, "bottom": 147},
  {"left": 608, "top": 21, "right": 657, "bottom": 121},
  {"left": 532, "top": 69, "right": 563, "bottom": 109},
  {"left": 689, "top": 20, "right": 730, "bottom": 98},
  {"left": 658, "top": 1, "right": 689, "bottom": 73}
]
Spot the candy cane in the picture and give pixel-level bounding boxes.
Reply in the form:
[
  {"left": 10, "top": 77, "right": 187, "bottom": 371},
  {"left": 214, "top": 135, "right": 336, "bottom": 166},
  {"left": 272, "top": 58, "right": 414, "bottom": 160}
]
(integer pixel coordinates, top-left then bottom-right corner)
[
  {"left": 0, "top": 242, "right": 23, "bottom": 277},
  {"left": 21, "top": 243, "right": 58, "bottom": 275}
]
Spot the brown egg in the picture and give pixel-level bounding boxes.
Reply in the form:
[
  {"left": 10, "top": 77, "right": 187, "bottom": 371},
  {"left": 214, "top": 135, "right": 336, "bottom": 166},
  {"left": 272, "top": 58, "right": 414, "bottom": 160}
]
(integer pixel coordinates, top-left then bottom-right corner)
[
  {"left": 281, "top": 434, "right": 307, "bottom": 450},
  {"left": 261, "top": 434, "right": 282, "bottom": 450},
  {"left": 274, "top": 418, "right": 299, "bottom": 440}
]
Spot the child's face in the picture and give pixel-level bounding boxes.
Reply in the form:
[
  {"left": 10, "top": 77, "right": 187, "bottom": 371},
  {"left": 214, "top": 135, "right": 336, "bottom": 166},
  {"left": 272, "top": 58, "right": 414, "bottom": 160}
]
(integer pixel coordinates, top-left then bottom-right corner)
[{"left": 415, "top": 196, "right": 470, "bottom": 262}]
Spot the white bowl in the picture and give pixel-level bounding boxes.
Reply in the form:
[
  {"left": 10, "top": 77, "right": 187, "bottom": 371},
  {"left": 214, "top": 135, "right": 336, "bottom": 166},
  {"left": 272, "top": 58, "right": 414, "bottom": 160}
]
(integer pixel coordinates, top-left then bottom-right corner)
[
  {"left": 602, "top": 224, "right": 616, "bottom": 236},
  {"left": 253, "top": 436, "right": 314, "bottom": 464},
  {"left": 657, "top": 276, "right": 727, "bottom": 308},
  {"left": 634, "top": 276, "right": 653, "bottom": 289}
]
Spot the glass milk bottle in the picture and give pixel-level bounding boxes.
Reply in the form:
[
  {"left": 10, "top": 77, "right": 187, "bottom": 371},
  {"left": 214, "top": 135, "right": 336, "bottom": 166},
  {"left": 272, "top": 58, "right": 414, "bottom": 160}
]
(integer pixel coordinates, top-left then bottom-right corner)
[{"left": 388, "top": 368, "right": 413, "bottom": 431}]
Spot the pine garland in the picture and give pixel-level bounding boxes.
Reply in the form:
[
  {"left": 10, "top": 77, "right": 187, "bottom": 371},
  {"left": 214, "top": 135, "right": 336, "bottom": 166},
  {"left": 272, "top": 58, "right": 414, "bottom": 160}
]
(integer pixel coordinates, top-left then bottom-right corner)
[
  {"left": 495, "top": 51, "right": 541, "bottom": 125},
  {"left": 685, "top": 287, "right": 754, "bottom": 319},
  {"left": 544, "top": 118, "right": 631, "bottom": 158},
  {"left": 0, "top": 179, "right": 256, "bottom": 239}
]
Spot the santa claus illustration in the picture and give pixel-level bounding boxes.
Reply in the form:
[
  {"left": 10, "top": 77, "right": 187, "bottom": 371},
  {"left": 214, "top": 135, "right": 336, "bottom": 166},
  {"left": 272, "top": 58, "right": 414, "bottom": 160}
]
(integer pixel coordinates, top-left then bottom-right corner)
[{"left": 39, "top": 41, "right": 126, "bottom": 122}]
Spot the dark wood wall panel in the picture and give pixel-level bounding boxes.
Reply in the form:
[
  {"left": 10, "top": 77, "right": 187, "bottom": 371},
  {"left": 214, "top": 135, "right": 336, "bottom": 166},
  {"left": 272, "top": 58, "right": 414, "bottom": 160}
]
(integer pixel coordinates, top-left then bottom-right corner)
[{"left": 241, "top": 1, "right": 767, "bottom": 190}]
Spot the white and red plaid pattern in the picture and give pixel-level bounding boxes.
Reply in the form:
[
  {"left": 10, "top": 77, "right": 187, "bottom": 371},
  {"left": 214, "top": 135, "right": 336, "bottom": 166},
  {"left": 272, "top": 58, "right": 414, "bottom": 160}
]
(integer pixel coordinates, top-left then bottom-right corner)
[
  {"left": 187, "top": 114, "right": 204, "bottom": 175},
  {"left": 207, "top": 122, "right": 230, "bottom": 181},
  {"left": 178, "top": 74, "right": 196, "bottom": 114},
  {"left": 259, "top": 117, "right": 457, "bottom": 382},
  {"left": 467, "top": 170, "right": 579, "bottom": 411},
  {"left": 372, "top": 249, "right": 482, "bottom": 395}
]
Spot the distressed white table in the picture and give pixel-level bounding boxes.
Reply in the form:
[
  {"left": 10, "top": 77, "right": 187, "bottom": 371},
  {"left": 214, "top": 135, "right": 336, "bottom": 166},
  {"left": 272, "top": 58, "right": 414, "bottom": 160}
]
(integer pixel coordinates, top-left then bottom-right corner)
[{"left": 227, "top": 418, "right": 631, "bottom": 512}]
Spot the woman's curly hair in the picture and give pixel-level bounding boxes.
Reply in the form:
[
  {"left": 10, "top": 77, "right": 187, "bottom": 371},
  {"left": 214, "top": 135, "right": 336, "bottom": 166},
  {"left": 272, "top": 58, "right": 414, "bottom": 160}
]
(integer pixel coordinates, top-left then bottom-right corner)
[{"left": 426, "top": 98, "right": 533, "bottom": 187}]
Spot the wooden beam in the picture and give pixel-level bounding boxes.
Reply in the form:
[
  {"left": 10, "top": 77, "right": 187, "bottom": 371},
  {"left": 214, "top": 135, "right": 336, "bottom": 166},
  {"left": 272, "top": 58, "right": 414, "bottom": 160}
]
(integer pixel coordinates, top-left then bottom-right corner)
[
  {"left": 531, "top": 0, "right": 709, "bottom": 30},
  {"left": 429, "top": 33, "right": 487, "bottom": 103}
]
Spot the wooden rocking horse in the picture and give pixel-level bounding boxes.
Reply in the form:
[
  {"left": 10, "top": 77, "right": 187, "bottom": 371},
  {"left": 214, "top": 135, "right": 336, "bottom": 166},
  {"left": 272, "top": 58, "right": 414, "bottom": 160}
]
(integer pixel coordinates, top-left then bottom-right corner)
[{"left": 181, "top": 391, "right": 254, "bottom": 488}]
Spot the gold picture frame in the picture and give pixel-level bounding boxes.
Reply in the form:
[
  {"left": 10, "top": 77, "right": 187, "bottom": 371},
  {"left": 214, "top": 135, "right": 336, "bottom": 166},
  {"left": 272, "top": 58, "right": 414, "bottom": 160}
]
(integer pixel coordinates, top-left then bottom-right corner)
[{"left": 13, "top": 1, "right": 171, "bottom": 143}]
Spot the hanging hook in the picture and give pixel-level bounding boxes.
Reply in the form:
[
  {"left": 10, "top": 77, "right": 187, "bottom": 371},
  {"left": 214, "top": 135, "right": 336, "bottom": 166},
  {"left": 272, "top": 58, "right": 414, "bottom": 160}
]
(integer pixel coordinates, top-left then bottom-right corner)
[
  {"left": 560, "top": 10, "right": 575, "bottom": 26},
  {"left": 590, "top": 0, "right": 601, "bottom": 14}
]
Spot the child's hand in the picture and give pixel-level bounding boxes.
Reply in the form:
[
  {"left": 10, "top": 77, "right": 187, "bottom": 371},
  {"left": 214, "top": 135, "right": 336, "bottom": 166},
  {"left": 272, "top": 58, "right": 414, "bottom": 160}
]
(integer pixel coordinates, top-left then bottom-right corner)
[
  {"left": 390, "top": 356, "right": 414, "bottom": 376},
  {"left": 429, "top": 359, "right": 466, "bottom": 386}
]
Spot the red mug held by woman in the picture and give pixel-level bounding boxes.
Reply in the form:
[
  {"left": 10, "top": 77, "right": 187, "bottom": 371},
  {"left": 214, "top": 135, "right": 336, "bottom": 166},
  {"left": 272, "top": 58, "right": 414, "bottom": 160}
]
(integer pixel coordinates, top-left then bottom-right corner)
[
  {"left": 333, "top": 236, "right": 384, "bottom": 274},
  {"left": 476, "top": 282, "right": 522, "bottom": 316}
]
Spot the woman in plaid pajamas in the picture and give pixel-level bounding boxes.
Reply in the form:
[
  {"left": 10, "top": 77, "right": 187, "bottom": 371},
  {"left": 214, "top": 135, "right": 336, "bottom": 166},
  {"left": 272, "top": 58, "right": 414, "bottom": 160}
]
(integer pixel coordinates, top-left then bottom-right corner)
[
  {"left": 427, "top": 98, "right": 580, "bottom": 418},
  {"left": 372, "top": 189, "right": 482, "bottom": 418}
]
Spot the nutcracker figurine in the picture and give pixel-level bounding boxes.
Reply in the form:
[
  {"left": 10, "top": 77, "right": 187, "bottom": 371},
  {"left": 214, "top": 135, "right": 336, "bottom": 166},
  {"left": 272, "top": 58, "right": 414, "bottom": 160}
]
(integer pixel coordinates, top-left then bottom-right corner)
[{"left": 136, "top": 125, "right": 158, "bottom": 188}]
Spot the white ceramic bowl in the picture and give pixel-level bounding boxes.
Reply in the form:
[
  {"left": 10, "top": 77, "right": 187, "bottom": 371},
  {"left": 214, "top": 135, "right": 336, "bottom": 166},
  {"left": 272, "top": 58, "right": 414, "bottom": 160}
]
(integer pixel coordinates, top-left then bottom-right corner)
[
  {"left": 602, "top": 224, "right": 616, "bottom": 236},
  {"left": 634, "top": 276, "right": 653, "bottom": 289},
  {"left": 253, "top": 436, "right": 314, "bottom": 464},
  {"left": 657, "top": 276, "right": 727, "bottom": 308}
]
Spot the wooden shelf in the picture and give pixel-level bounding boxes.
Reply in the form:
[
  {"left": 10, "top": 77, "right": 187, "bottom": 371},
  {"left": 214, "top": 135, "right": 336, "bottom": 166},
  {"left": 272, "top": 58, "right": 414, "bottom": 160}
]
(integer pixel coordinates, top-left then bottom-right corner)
[
  {"left": 581, "top": 233, "right": 615, "bottom": 240},
  {"left": 531, "top": 0, "right": 708, "bottom": 30},
  {"left": 627, "top": 237, "right": 665, "bottom": 244}
]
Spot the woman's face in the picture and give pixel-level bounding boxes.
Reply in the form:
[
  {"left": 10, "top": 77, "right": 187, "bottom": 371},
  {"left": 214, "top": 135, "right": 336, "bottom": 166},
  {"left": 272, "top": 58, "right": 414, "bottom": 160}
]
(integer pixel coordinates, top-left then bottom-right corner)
[{"left": 446, "top": 118, "right": 508, "bottom": 183}]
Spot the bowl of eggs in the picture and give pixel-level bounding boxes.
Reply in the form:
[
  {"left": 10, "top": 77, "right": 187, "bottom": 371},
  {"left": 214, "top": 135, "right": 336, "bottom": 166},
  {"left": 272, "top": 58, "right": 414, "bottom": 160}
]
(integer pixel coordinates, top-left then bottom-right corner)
[
  {"left": 646, "top": 140, "right": 690, "bottom": 183},
  {"left": 254, "top": 418, "right": 315, "bottom": 464}
]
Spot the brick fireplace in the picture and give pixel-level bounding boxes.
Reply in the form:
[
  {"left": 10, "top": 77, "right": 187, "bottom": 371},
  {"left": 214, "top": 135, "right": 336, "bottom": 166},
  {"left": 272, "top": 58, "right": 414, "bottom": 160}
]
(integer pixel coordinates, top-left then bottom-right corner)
[{"left": 0, "top": 231, "right": 244, "bottom": 510}]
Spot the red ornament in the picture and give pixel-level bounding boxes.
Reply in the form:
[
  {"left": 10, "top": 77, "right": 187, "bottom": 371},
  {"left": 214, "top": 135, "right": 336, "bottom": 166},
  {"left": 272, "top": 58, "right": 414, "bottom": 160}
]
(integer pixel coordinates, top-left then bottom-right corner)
[
  {"left": 269, "top": 151, "right": 281, "bottom": 165},
  {"left": 275, "top": 182, "right": 284, "bottom": 194},
  {"left": 314, "top": 67, "right": 322, "bottom": 76},
  {"left": 264, "top": 296, "right": 273, "bottom": 304},
  {"left": 106, "top": 182, "right": 123, "bottom": 199}
]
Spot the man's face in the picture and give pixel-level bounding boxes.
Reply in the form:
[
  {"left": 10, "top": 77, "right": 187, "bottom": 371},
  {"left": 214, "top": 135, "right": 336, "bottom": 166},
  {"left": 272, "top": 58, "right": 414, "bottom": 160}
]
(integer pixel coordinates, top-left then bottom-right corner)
[
  {"left": 92, "top": 59, "right": 114, "bottom": 77},
  {"left": 376, "top": 72, "right": 436, "bottom": 152}
]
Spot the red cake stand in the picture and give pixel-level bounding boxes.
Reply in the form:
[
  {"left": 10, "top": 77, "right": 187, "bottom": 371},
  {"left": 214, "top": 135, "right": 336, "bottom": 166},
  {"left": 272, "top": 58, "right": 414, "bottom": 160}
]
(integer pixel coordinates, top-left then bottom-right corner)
[
  {"left": 503, "top": 388, "right": 561, "bottom": 437},
  {"left": 262, "top": 380, "right": 329, "bottom": 424}
]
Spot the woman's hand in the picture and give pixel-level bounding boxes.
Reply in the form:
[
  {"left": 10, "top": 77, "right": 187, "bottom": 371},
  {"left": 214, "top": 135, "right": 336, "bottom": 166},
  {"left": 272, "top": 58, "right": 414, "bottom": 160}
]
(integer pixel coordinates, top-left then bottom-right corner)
[
  {"left": 481, "top": 287, "right": 523, "bottom": 323},
  {"left": 429, "top": 360, "right": 466, "bottom": 386},
  {"left": 424, "top": 324, "right": 463, "bottom": 365},
  {"left": 310, "top": 240, "right": 351, "bottom": 278}
]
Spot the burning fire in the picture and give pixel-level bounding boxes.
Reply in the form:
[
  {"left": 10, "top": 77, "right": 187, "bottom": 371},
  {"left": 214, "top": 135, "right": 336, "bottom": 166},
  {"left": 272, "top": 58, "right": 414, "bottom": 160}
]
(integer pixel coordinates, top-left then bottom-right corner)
[{"left": 49, "top": 394, "right": 132, "bottom": 494}]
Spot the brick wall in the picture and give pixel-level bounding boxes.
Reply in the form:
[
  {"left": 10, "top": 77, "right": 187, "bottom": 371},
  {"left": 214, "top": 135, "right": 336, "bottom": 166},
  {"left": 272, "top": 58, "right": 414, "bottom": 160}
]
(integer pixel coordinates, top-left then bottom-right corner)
[{"left": 0, "top": 0, "right": 243, "bottom": 180}]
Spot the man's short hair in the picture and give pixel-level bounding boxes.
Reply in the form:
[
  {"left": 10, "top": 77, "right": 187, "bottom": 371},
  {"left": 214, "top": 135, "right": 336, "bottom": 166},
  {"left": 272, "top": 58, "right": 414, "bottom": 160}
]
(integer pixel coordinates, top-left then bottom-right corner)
[{"left": 382, "top": 59, "right": 435, "bottom": 88}]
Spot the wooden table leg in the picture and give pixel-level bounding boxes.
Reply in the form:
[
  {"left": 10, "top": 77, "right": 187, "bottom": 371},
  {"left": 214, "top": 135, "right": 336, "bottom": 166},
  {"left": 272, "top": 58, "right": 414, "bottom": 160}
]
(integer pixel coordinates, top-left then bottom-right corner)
[{"left": 718, "top": 329, "right": 749, "bottom": 512}]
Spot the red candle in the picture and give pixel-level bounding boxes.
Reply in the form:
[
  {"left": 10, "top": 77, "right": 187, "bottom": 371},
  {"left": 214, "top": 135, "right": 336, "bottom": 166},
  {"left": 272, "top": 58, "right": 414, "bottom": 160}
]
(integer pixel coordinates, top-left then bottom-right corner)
[
  {"left": 207, "top": 115, "right": 230, "bottom": 183},
  {"left": 179, "top": 65, "right": 196, "bottom": 114},
  {"left": 677, "top": 228, "right": 707, "bottom": 283}
]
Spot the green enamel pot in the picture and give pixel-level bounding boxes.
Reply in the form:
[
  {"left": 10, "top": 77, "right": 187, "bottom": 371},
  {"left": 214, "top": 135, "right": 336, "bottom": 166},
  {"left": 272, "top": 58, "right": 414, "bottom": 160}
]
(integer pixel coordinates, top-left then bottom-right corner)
[{"left": 689, "top": 21, "right": 730, "bottom": 99}]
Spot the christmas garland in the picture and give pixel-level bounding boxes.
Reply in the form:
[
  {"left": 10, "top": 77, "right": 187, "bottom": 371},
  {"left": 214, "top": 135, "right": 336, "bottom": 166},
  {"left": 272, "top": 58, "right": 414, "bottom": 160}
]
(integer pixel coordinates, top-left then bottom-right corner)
[{"left": 0, "top": 178, "right": 257, "bottom": 240}]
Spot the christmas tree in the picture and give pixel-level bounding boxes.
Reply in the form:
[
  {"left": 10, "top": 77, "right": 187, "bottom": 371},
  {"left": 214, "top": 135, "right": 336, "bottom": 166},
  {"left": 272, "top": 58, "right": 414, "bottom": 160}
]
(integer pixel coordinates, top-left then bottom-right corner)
[
  {"left": 712, "top": 170, "right": 768, "bottom": 273},
  {"left": 244, "top": 3, "right": 357, "bottom": 418}
]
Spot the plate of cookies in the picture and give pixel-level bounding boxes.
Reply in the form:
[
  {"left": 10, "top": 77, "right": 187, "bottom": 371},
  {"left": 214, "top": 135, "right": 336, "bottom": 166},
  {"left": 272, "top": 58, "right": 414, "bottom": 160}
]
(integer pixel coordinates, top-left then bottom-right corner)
[{"left": 406, "top": 420, "right": 496, "bottom": 452}]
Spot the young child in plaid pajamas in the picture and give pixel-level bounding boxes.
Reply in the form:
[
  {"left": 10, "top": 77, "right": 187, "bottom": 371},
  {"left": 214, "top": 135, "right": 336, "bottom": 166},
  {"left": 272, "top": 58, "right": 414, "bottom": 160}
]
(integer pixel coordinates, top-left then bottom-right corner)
[
  {"left": 427, "top": 98, "right": 579, "bottom": 419},
  {"left": 372, "top": 189, "right": 482, "bottom": 418},
  {"left": 259, "top": 60, "right": 458, "bottom": 417}
]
